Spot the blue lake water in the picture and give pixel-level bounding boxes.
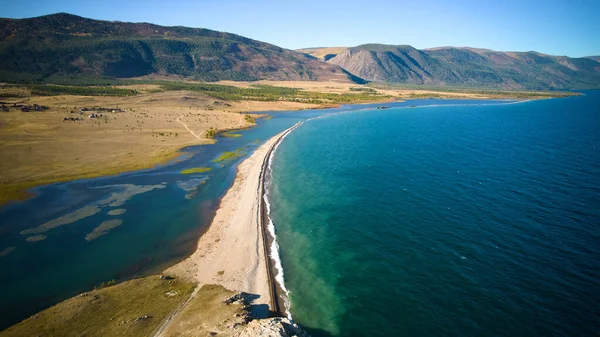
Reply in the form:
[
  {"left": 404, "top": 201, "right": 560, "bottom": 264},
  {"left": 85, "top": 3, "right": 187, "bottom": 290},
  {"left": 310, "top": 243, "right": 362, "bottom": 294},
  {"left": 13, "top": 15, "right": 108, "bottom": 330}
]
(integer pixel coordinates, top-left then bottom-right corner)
[
  {"left": 1, "top": 94, "right": 598, "bottom": 335},
  {"left": 268, "top": 92, "right": 600, "bottom": 336}
]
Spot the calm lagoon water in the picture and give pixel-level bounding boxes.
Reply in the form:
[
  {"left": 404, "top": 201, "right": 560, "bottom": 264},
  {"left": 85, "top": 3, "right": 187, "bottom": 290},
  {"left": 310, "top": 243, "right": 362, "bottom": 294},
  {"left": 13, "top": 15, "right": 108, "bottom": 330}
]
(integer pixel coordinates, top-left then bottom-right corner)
[{"left": 268, "top": 92, "right": 600, "bottom": 336}]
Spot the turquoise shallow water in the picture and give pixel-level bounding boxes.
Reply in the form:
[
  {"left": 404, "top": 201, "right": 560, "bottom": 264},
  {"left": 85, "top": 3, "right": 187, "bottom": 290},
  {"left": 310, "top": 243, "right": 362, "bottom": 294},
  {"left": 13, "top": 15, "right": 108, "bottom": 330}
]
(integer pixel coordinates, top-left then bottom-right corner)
[{"left": 269, "top": 92, "right": 600, "bottom": 336}]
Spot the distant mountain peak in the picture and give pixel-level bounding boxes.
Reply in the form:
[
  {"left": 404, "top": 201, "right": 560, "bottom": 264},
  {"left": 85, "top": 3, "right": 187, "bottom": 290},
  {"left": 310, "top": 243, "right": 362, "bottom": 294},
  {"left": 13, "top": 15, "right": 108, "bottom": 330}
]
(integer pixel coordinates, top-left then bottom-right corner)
[
  {"left": 350, "top": 44, "right": 418, "bottom": 52},
  {"left": 44, "top": 12, "right": 82, "bottom": 18},
  {"left": 319, "top": 43, "right": 600, "bottom": 89}
]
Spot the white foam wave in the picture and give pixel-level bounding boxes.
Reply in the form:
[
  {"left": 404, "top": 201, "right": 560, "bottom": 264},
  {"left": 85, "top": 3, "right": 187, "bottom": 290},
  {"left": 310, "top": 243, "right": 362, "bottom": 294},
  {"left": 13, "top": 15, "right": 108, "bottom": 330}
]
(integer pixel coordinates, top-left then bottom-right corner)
[
  {"left": 263, "top": 192, "right": 292, "bottom": 317},
  {"left": 409, "top": 99, "right": 530, "bottom": 109},
  {"left": 262, "top": 122, "right": 302, "bottom": 319}
]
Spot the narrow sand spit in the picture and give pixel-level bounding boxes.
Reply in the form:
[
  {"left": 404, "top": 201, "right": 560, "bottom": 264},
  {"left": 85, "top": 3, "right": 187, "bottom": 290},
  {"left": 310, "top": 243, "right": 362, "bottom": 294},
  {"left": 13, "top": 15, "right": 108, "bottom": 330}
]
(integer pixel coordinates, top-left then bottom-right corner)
[{"left": 166, "top": 128, "right": 293, "bottom": 310}]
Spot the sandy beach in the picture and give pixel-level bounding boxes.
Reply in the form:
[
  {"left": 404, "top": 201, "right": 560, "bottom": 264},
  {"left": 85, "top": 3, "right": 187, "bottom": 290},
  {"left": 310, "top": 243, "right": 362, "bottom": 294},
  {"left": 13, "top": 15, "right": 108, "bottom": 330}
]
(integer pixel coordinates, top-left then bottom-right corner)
[{"left": 165, "top": 126, "right": 296, "bottom": 312}]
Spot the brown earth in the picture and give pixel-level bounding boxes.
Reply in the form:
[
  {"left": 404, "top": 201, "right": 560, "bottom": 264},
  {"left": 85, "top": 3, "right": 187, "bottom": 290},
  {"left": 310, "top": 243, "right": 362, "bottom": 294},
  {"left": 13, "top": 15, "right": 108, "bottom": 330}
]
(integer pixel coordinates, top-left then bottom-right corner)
[
  {"left": 0, "top": 86, "right": 319, "bottom": 205},
  {"left": 297, "top": 47, "right": 349, "bottom": 60}
]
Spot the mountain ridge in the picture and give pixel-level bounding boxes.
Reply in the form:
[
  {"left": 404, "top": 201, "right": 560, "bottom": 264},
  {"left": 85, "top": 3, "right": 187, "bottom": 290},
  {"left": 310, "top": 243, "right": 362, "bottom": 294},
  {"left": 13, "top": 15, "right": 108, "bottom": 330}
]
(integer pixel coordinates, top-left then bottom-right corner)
[
  {"left": 300, "top": 44, "right": 600, "bottom": 89},
  {"left": 585, "top": 56, "right": 600, "bottom": 62},
  {"left": 2, "top": 13, "right": 598, "bottom": 90},
  {"left": 0, "top": 13, "right": 356, "bottom": 84}
]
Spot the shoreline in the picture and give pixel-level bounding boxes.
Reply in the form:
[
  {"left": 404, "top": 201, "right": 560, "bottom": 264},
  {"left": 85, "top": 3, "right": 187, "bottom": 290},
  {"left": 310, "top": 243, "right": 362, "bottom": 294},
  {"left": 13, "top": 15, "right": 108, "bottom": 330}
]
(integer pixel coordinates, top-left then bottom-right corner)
[
  {"left": 165, "top": 123, "right": 301, "bottom": 316},
  {"left": 0, "top": 147, "right": 187, "bottom": 207},
  {"left": 0, "top": 90, "right": 559, "bottom": 207},
  {"left": 0, "top": 117, "right": 263, "bottom": 207},
  {"left": 260, "top": 122, "right": 304, "bottom": 316},
  {"left": 1, "top": 93, "right": 581, "bottom": 331}
]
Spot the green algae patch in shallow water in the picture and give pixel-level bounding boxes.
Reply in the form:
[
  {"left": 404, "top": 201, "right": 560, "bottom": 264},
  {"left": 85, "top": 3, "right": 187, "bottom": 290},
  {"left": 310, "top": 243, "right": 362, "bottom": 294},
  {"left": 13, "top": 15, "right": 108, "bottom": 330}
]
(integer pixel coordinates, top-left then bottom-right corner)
[
  {"left": 221, "top": 132, "right": 242, "bottom": 138},
  {"left": 180, "top": 167, "right": 212, "bottom": 174},
  {"left": 212, "top": 149, "right": 246, "bottom": 163}
]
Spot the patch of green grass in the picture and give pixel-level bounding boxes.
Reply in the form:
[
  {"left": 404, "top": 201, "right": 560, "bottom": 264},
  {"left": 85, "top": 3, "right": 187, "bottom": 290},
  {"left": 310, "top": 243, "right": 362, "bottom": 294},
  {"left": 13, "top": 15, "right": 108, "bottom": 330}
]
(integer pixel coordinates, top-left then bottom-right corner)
[
  {"left": 95, "top": 280, "right": 117, "bottom": 289},
  {"left": 212, "top": 149, "right": 246, "bottom": 163},
  {"left": 1, "top": 275, "right": 195, "bottom": 337},
  {"left": 180, "top": 167, "right": 212, "bottom": 174},
  {"left": 155, "top": 81, "right": 388, "bottom": 104},
  {"left": 350, "top": 87, "right": 377, "bottom": 93},
  {"left": 6, "top": 80, "right": 389, "bottom": 104},
  {"left": 205, "top": 127, "right": 218, "bottom": 139},
  {"left": 243, "top": 114, "right": 255, "bottom": 123},
  {"left": 26, "top": 84, "right": 138, "bottom": 96}
]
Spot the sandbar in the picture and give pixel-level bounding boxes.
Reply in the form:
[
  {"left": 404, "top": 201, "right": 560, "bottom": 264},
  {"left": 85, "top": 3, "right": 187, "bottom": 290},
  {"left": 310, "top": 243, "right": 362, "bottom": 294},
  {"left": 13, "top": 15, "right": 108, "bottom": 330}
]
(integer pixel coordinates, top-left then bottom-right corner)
[
  {"left": 166, "top": 127, "right": 296, "bottom": 311},
  {"left": 85, "top": 219, "right": 124, "bottom": 241}
]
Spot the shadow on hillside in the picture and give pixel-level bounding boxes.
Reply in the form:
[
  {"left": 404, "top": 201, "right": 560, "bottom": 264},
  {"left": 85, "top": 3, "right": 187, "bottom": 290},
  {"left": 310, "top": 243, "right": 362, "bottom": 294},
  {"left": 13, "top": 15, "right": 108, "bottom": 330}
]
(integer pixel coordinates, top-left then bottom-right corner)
[{"left": 243, "top": 292, "right": 270, "bottom": 319}]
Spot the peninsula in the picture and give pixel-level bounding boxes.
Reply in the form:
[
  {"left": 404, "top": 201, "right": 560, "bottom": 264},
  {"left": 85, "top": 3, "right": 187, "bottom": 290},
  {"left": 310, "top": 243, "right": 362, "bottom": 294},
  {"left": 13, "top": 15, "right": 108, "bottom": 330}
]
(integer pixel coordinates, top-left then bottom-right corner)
[
  {"left": 1, "top": 10, "right": 597, "bottom": 337},
  {"left": 1, "top": 126, "right": 305, "bottom": 336}
]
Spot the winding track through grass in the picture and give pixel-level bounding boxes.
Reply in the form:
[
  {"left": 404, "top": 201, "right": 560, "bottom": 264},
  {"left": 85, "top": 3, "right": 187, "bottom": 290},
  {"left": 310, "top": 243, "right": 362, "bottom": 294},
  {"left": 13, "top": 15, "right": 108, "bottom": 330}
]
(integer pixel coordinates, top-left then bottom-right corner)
[{"left": 176, "top": 115, "right": 202, "bottom": 140}]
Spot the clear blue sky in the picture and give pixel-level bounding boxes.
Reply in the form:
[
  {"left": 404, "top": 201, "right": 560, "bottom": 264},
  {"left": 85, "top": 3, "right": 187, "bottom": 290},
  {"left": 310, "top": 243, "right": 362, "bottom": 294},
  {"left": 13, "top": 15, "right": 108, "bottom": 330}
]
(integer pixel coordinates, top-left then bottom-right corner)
[{"left": 3, "top": 0, "right": 599, "bottom": 57}]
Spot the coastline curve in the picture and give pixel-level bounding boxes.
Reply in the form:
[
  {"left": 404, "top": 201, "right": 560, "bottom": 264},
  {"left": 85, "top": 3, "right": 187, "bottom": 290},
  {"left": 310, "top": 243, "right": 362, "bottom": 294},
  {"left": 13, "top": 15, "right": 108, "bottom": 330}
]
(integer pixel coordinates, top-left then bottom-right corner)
[{"left": 259, "top": 121, "right": 304, "bottom": 317}]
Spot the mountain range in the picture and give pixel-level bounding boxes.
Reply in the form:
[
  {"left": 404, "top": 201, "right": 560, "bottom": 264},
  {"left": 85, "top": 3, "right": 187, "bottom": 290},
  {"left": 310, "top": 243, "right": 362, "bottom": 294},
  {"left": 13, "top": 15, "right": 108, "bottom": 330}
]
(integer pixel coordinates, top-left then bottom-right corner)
[
  {"left": 300, "top": 45, "right": 600, "bottom": 90},
  {"left": 0, "top": 13, "right": 599, "bottom": 90},
  {"left": 0, "top": 13, "right": 353, "bottom": 84}
]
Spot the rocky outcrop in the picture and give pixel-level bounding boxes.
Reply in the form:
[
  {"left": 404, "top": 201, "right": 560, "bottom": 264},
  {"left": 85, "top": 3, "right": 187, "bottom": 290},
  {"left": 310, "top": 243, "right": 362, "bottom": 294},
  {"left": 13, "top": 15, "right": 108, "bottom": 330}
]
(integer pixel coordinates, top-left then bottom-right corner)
[
  {"left": 223, "top": 291, "right": 309, "bottom": 337},
  {"left": 234, "top": 317, "right": 309, "bottom": 337}
]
